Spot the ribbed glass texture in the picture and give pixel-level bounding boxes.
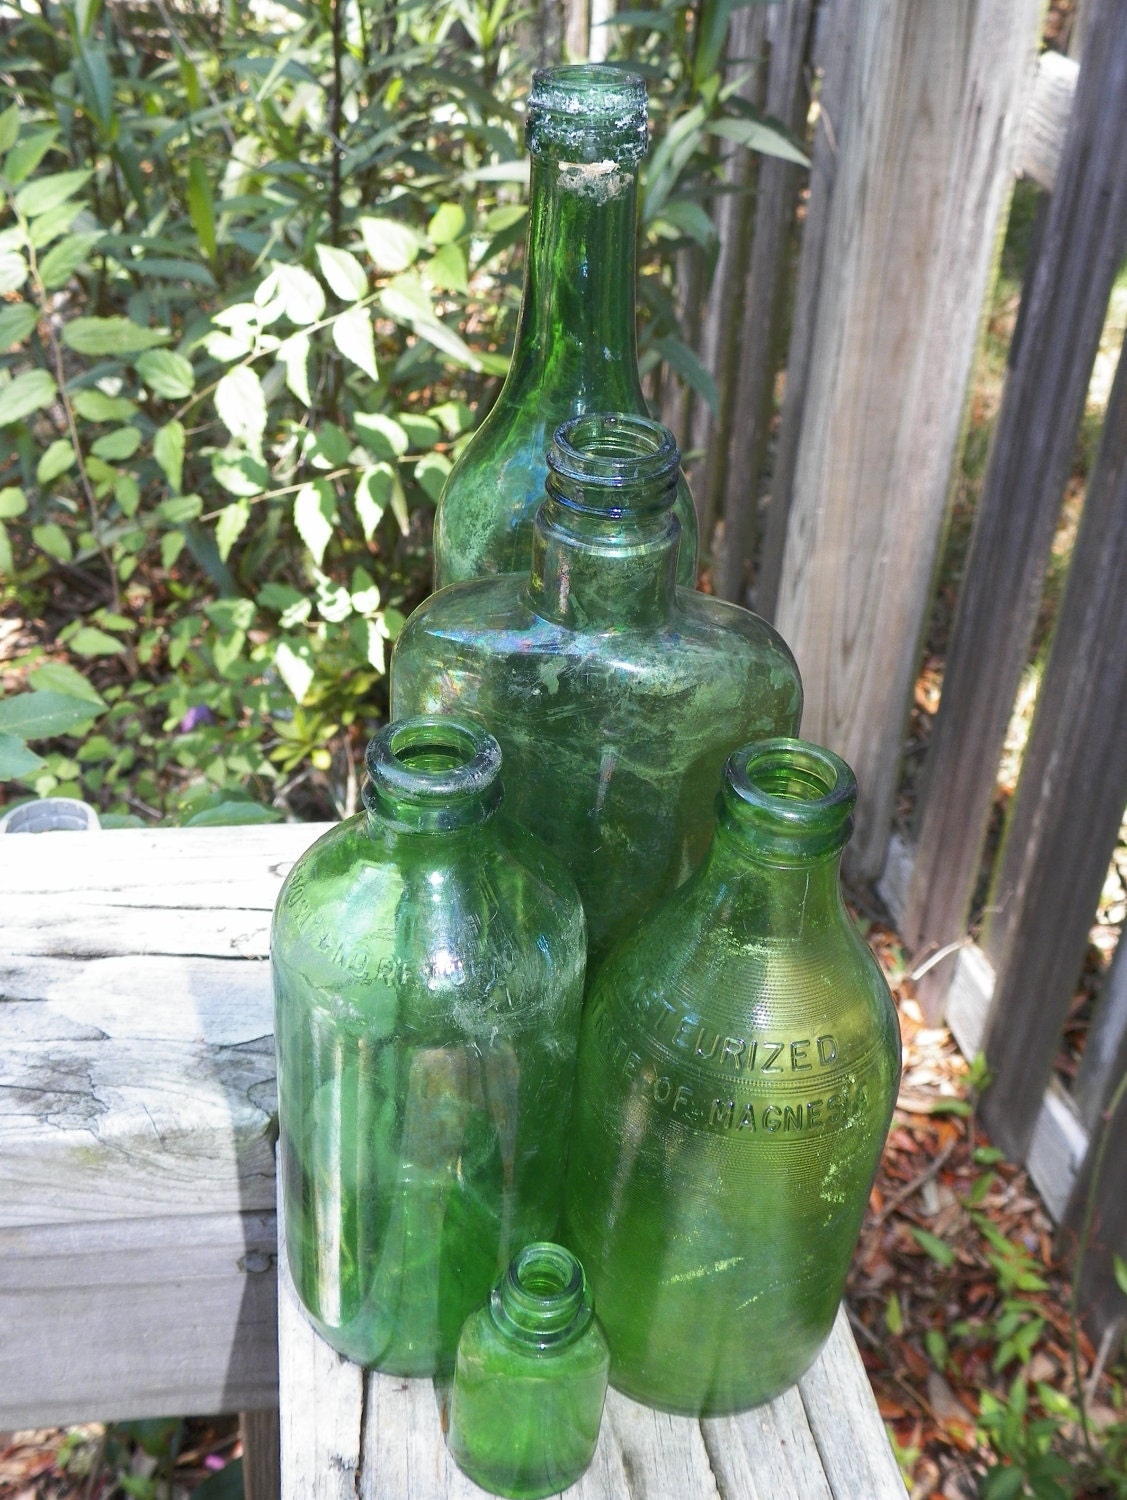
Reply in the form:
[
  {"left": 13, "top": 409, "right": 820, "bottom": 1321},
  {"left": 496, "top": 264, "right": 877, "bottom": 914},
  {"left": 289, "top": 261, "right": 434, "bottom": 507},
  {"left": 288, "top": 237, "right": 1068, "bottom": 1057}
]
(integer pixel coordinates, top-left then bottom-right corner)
[
  {"left": 564, "top": 740, "right": 901, "bottom": 1414},
  {"left": 448, "top": 1242, "right": 610, "bottom": 1499},
  {"left": 392, "top": 414, "right": 802, "bottom": 966},
  {"left": 272, "top": 717, "right": 587, "bottom": 1373},
  {"left": 433, "top": 63, "right": 699, "bottom": 588}
]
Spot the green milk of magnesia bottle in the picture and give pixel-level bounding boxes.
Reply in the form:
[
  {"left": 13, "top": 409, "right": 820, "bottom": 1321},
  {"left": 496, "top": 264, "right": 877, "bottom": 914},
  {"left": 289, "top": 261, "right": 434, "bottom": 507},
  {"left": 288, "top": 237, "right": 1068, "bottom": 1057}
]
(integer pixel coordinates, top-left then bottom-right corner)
[
  {"left": 272, "top": 716, "right": 586, "bottom": 1373},
  {"left": 433, "top": 63, "right": 699, "bottom": 588},
  {"left": 564, "top": 739, "right": 901, "bottom": 1414}
]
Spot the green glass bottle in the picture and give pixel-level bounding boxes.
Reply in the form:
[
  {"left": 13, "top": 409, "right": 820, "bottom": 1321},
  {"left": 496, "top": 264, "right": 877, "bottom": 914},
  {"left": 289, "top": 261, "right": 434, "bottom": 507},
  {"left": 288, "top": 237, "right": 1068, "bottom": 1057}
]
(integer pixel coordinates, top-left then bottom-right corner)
[
  {"left": 564, "top": 739, "right": 901, "bottom": 1415},
  {"left": 272, "top": 716, "right": 586, "bottom": 1373},
  {"left": 447, "top": 1242, "right": 610, "bottom": 1499},
  {"left": 433, "top": 63, "right": 699, "bottom": 589},
  {"left": 392, "top": 413, "right": 802, "bottom": 966}
]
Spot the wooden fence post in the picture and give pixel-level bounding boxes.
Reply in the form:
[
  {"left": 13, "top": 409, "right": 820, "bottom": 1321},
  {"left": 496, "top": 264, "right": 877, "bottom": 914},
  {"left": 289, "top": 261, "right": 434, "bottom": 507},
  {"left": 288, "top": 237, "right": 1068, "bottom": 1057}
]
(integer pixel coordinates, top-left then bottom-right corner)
[
  {"left": 902, "top": 0, "right": 1127, "bottom": 1011},
  {"left": 976, "top": 326, "right": 1127, "bottom": 1163},
  {"left": 762, "top": 0, "right": 1042, "bottom": 880}
]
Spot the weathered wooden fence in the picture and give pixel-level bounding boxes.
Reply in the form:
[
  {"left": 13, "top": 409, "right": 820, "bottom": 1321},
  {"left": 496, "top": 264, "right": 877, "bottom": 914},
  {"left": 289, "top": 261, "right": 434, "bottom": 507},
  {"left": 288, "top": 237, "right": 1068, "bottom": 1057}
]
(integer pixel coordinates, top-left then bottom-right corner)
[{"left": 576, "top": 0, "right": 1127, "bottom": 1338}]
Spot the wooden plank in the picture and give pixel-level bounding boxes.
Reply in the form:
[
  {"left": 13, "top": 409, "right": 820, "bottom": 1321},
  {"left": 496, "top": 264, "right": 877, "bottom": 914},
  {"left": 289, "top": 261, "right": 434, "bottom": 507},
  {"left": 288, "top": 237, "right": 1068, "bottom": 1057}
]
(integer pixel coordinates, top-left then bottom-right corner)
[
  {"left": 242, "top": 1409, "right": 281, "bottom": 1500},
  {"left": 0, "top": 1210, "right": 278, "bottom": 1427},
  {"left": 713, "top": 0, "right": 815, "bottom": 605},
  {"left": 978, "top": 327, "right": 1127, "bottom": 1159},
  {"left": 277, "top": 1135, "right": 899, "bottom": 1497},
  {"left": 1015, "top": 50, "right": 1078, "bottom": 192},
  {"left": 758, "top": 0, "right": 860, "bottom": 622},
  {"left": 902, "top": 0, "right": 1127, "bottom": 1013},
  {"left": 1066, "top": 1073, "right": 1127, "bottom": 1345},
  {"left": 1073, "top": 932, "right": 1127, "bottom": 1133},
  {"left": 766, "top": 0, "right": 1042, "bottom": 879}
]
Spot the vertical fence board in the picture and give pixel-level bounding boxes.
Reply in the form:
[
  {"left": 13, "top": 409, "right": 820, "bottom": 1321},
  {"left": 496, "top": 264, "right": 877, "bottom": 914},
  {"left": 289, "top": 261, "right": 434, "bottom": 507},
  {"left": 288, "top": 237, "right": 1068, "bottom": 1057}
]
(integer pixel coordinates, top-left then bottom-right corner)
[
  {"left": 978, "top": 332, "right": 1127, "bottom": 1160},
  {"left": 902, "top": 0, "right": 1127, "bottom": 1011},
  {"left": 713, "top": 0, "right": 816, "bottom": 605},
  {"left": 767, "top": 0, "right": 1041, "bottom": 879},
  {"left": 1074, "top": 933, "right": 1127, "bottom": 1135}
]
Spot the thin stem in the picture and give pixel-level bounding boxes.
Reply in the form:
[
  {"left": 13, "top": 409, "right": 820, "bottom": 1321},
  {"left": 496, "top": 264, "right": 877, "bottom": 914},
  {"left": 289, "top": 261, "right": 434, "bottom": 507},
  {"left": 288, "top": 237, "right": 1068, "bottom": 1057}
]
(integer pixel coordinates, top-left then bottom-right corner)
[{"left": 329, "top": 0, "right": 344, "bottom": 244}]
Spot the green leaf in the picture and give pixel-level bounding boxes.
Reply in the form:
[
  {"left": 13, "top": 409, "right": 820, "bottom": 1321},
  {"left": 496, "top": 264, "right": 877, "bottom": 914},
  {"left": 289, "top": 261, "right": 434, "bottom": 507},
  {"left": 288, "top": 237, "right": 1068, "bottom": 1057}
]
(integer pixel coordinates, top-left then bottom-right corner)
[
  {"left": 428, "top": 203, "right": 466, "bottom": 246},
  {"left": 708, "top": 116, "right": 810, "bottom": 167},
  {"left": 358, "top": 216, "right": 421, "bottom": 273},
  {"left": 258, "top": 582, "right": 311, "bottom": 628},
  {"left": 68, "top": 626, "right": 127, "bottom": 657},
  {"left": 0, "top": 368, "right": 56, "bottom": 426},
  {"left": 0, "top": 520, "right": 15, "bottom": 575},
  {"left": 294, "top": 480, "right": 334, "bottom": 567},
  {"left": 271, "top": 263, "right": 325, "bottom": 325},
  {"left": 153, "top": 420, "right": 186, "bottom": 493},
  {"left": 91, "top": 426, "right": 141, "bottom": 461},
  {"left": 0, "top": 486, "right": 28, "bottom": 518},
  {"left": 135, "top": 349, "right": 194, "bottom": 399},
  {"left": 332, "top": 303, "right": 378, "bottom": 380},
  {"left": 355, "top": 465, "right": 391, "bottom": 540},
  {"left": 316, "top": 243, "right": 367, "bottom": 301},
  {"left": 910, "top": 1227, "right": 955, "bottom": 1268},
  {"left": 188, "top": 158, "right": 217, "bottom": 262},
  {"left": 71, "top": 389, "right": 137, "bottom": 422},
  {"left": 275, "top": 640, "right": 314, "bottom": 703},
  {"left": 399, "top": 413, "right": 440, "bottom": 449},
  {"left": 379, "top": 271, "right": 433, "bottom": 325},
  {"left": 4, "top": 129, "right": 58, "bottom": 187},
  {"left": 37, "top": 438, "right": 76, "bottom": 484},
  {"left": 215, "top": 367, "right": 267, "bottom": 452},
  {"left": 14, "top": 169, "right": 93, "bottom": 219},
  {"left": 278, "top": 333, "right": 311, "bottom": 406},
  {"left": 354, "top": 411, "right": 408, "bottom": 459},
  {"left": 1113, "top": 1253, "right": 1127, "bottom": 1297},
  {"left": 38, "top": 231, "right": 104, "bottom": 290},
  {"left": 161, "top": 530, "right": 185, "bottom": 569},
  {"left": 0, "top": 689, "right": 100, "bottom": 738},
  {"left": 0, "top": 253, "right": 28, "bottom": 295},
  {"left": 28, "top": 662, "right": 105, "bottom": 706},
  {"left": 415, "top": 451, "right": 450, "bottom": 502},
  {"left": 184, "top": 800, "right": 282, "bottom": 828},
  {"left": 425, "top": 243, "right": 468, "bottom": 294},
  {"left": 215, "top": 500, "right": 250, "bottom": 562},
  {"left": 32, "top": 522, "right": 72, "bottom": 562},
  {"left": 315, "top": 571, "right": 352, "bottom": 623},
  {"left": 28, "top": 199, "right": 84, "bottom": 250},
  {"left": 211, "top": 449, "right": 269, "bottom": 497},
  {"left": 159, "top": 493, "right": 202, "bottom": 526},
  {"left": 0, "top": 732, "right": 47, "bottom": 780},
  {"left": 0, "top": 103, "right": 19, "bottom": 155},
  {"left": 63, "top": 317, "right": 170, "bottom": 355},
  {"left": 885, "top": 1292, "right": 902, "bottom": 1336},
  {"left": 0, "top": 301, "right": 38, "bottom": 347},
  {"left": 653, "top": 334, "right": 719, "bottom": 416}
]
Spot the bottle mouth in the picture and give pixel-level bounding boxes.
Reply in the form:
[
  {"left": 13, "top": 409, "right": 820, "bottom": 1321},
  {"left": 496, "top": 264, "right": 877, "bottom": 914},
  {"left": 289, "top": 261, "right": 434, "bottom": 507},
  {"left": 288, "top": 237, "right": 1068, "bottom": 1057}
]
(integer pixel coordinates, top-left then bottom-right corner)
[
  {"left": 363, "top": 715, "right": 503, "bottom": 831},
  {"left": 721, "top": 738, "right": 857, "bottom": 859},
  {"left": 526, "top": 63, "right": 648, "bottom": 165},
  {"left": 546, "top": 413, "right": 679, "bottom": 516},
  {"left": 491, "top": 1241, "right": 591, "bottom": 1347}
]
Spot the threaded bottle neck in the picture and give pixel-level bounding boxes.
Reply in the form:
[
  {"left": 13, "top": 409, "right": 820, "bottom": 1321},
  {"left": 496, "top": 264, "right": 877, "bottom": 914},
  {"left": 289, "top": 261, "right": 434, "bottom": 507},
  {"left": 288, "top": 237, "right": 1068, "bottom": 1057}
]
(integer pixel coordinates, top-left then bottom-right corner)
[
  {"left": 489, "top": 1242, "right": 592, "bottom": 1349},
  {"left": 363, "top": 716, "right": 503, "bottom": 834},
  {"left": 525, "top": 64, "right": 648, "bottom": 165},
  {"left": 716, "top": 739, "right": 857, "bottom": 866}
]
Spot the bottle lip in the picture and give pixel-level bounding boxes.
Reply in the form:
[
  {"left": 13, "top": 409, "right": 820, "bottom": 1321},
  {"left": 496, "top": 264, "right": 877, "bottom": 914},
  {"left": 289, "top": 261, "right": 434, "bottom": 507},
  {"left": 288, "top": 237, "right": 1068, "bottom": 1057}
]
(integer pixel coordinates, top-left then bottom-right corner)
[
  {"left": 722, "top": 738, "right": 857, "bottom": 857},
  {"left": 546, "top": 413, "right": 679, "bottom": 516},
  {"left": 363, "top": 715, "right": 503, "bottom": 831},
  {"left": 526, "top": 63, "right": 648, "bottom": 165},
  {"left": 490, "top": 1241, "right": 593, "bottom": 1348}
]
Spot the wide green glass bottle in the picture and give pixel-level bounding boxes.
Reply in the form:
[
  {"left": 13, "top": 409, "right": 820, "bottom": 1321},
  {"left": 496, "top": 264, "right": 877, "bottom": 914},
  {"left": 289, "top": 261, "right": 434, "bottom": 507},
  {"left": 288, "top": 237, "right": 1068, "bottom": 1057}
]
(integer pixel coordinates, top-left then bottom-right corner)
[
  {"left": 433, "top": 63, "right": 699, "bottom": 588},
  {"left": 447, "top": 1242, "right": 610, "bottom": 1499},
  {"left": 564, "top": 739, "right": 901, "bottom": 1415},
  {"left": 272, "top": 716, "right": 586, "bottom": 1373},
  {"left": 392, "top": 413, "right": 802, "bottom": 966}
]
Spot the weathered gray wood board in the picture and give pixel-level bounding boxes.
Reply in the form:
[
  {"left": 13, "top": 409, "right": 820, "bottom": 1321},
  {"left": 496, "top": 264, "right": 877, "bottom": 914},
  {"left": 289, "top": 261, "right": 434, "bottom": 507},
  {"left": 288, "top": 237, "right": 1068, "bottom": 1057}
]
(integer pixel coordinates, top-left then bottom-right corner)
[
  {"left": 0, "top": 824, "right": 327, "bottom": 1427},
  {"left": 277, "top": 1184, "right": 905, "bottom": 1500},
  {"left": 1016, "top": 50, "right": 1078, "bottom": 192},
  {"left": 978, "top": 329, "right": 1127, "bottom": 1164},
  {"left": 902, "top": 0, "right": 1127, "bottom": 1011},
  {"left": 765, "top": 0, "right": 1042, "bottom": 879}
]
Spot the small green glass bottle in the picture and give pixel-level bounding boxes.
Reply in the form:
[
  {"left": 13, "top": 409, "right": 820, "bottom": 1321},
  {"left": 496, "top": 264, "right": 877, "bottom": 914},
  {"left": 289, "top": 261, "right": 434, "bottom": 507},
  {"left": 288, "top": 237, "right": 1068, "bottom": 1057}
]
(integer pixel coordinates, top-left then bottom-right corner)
[
  {"left": 448, "top": 1242, "right": 610, "bottom": 1500},
  {"left": 272, "top": 716, "right": 586, "bottom": 1373},
  {"left": 564, "top": 739, "right": 901, "bottom": 1415},
  {"left": 392, "top": 413, "right": 802, "bottom": 966},
  {"left": 433, "top": 63, "right": 699, "bottom": 589}
]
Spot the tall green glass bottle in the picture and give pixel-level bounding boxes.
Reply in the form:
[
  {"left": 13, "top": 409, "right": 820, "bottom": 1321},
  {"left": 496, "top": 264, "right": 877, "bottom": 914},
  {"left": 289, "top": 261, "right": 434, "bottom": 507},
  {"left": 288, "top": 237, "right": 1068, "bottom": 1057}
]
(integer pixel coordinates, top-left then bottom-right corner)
[
  {"left": 272, "top": 716, "right": 586, "bottom": 1373},
  {"left": 433, "top": 64, "right": 699, "bottom": 588},
  {"left": 564, "top": 740, "right": 901, "bottom": 1414},
  {"left": 392, "top": 414, "right": 801, "bottom": 965}
]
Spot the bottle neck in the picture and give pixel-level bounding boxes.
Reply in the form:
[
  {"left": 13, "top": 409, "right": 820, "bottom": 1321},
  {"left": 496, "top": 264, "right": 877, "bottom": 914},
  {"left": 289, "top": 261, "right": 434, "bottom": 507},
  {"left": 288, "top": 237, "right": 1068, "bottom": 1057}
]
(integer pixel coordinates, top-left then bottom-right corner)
[
  {"left": 362, "top": 717, "right": 503, "bottom": 835},
  {"left": 526, "top": 498, "right": 679, "bottom": 629},
  {"left": 505, "top": 154, "right": 645, "bottom": 412},
  {"left": 489, "top": 1242, "right": 592, "bottom": 1350}
]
